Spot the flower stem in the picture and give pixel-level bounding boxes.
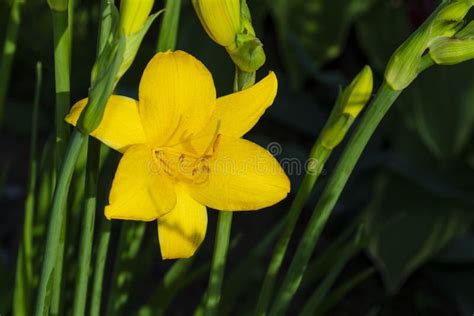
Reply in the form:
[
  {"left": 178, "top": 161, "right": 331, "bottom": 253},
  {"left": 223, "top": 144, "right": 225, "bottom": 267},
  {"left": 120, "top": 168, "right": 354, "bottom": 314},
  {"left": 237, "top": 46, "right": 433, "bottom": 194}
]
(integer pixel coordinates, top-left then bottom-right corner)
[
  {"left": 89, "top": 218, "right": 111, "bottom": 316},
  {"left": 51, "top": 8, "right": 72, "bottom": 162},
  {"left": 72, "top": 0, "right": 113, "bottom": 314},
  {"left": 35, "top": 129, "right": 86, "bottom": 316},
  {"left": 0, "top": 0, "right": 25, "bottom": 127},
  {"left": 204, "top": 211, "right": 233, "bottom": 316},
  {"left": 255, "top": 143, "right": 330, "bottom": 316},
  {"left": 72, "top": 139, "right": 101, "bottom": 316},
  {"left": 203, "top": 66, "right": 252, "bottom": 315},
  {"left": 13, "top": 62, "right": 42, "bottom": 316},
  {"left": 49, "top": 5, "right": 73, "bottom": 314},
  {"left": 270, "top": 83, "right": 401, "bottom": 316},
  {"left": 157, "top": 0, "right": 181, "bottom": 52}
]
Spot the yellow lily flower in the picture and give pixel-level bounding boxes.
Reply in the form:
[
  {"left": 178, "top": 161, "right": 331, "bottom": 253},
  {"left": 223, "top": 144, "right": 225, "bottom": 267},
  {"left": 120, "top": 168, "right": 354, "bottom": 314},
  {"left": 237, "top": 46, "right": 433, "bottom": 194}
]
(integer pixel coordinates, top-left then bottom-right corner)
[{"left": 66, "top": 50, "right": 290, "bottom": 259}]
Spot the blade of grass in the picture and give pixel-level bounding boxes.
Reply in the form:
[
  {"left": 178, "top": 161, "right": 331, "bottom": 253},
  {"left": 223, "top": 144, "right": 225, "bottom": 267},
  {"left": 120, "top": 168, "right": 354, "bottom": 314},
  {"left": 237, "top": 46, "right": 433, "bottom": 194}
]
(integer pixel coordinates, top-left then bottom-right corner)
[
  {"left": 314, "top": 268, "right": 376, "bottom": 316},
  {"left": 0, "top": 0, "right": 25, "bottom": 127},
  {"left": 299, "top": 243, "right": 359, "bottom": 316},
  {"left": 105, "top": 221, "right": 146, "bottom": 316},
  {"left": 89, "top": 219, "right": 111, "bottom": 316},
  {"left": 49, "top": 1, "right": 73, "bottom": 312},
  {"left": 72, "top": 0, "right": 114, "bottom": 314},
  {"left": 34, "top": 129, "right": 86, "bottom": 316},
  {"left": 13, "top": 61, "right": 42, "bottom": 316}
]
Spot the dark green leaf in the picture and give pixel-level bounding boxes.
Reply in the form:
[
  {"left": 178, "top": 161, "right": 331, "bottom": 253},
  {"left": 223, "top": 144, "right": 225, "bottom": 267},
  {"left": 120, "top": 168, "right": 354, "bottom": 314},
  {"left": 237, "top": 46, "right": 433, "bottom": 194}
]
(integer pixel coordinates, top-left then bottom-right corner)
[{"left": 364, "top": 175, "right": 470, "bottom": 293}]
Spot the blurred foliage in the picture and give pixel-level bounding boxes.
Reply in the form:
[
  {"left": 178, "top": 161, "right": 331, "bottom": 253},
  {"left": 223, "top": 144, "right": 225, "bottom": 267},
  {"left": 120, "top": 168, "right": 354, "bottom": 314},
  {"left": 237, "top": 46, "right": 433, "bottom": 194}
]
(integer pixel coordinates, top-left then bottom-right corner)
[{"left": 0, "top": 0, "right": 473, "bottom": 315}]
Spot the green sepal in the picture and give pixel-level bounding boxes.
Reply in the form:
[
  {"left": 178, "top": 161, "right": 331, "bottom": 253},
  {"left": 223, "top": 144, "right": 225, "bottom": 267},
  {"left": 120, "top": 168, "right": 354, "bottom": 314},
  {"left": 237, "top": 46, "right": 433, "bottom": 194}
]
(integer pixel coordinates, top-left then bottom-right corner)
[{"left": 226, "top": 0, "right": 266, "bottom": 72}]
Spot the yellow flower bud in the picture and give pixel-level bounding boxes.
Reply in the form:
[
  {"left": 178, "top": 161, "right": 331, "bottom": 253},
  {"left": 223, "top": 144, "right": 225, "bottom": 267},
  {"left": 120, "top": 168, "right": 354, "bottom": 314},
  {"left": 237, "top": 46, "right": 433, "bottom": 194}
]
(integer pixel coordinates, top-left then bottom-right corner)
[
  {"left": 120, "top": 0, "right": 155, "bottom": 35},
  {"left": 47, "top": 0, "right": 68, "bottom": 11},
  {"left": 340, "top": 66, "right": 373, "bottom": 118},
  {"left": 320, "top": 66, "right": 373, "bottom": 150},
  {"left": 192, "top": 0, "right": 241, "bottom": 47}
]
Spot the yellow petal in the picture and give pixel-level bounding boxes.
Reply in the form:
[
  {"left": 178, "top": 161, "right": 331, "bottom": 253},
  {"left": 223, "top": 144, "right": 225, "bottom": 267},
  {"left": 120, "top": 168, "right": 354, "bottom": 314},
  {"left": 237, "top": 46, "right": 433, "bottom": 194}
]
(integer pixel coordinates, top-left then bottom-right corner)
[
  {"left": 158, "top": 185, "right": 207, "bottom": 259},
  {"left": 66, "top": 96, "right": 146, "bottom": 153},
  {"left": 105, "top": 144, "right": 177, "bottom": 221},
  {"left": 138, "top": 51, "right": 216, "bottom": 147},
  {"left": 186, "top": 136, "right": 290, "bottom": 211},
  {"left": 207, "top": 72, "right": 278, "bottom": 138}
]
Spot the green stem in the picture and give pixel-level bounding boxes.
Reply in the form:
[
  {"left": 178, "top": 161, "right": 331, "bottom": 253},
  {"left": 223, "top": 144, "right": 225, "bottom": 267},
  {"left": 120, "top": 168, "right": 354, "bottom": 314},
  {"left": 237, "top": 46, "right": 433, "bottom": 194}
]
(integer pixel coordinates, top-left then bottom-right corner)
[
  {"left": 203, "top": 66, "right": 251, "bottom": 315},
  {"left": 90, "top": 219, "right": 111, "bottom": 316},
  {"left": 105, "top": 221, "right": 146, "bottom": 316},
  {"left": 51, "top": 8, "right": 72, "bottom": 161},
  {"left": 204, "top": 212, "right": 233, "bottom": 316},
  {"left": 269, "top": 83, "right": 401, "bottom": 316},
  {"left": 73, "top": 0, "right": 113, "bottom": 313},
  {"left": 255, "top": 144, "right": 330, "bottom": 316},
  {"left": 157, "top": 0, "right": 182, "bottom": 52},
  {"left": 49, "top": 6, "right": 72, "bottom": 314},
  {"left": 72, "top": 140, "right": 101, "bottom": 316},
  {"left": 13, "top": 62, "right": 42, "bottom": 316},
  {"left": 0, "top": 0, "right": 25, "bottom": 127},
  {"left": 35, "top": 129, "right": 86, "bottom": 316}
]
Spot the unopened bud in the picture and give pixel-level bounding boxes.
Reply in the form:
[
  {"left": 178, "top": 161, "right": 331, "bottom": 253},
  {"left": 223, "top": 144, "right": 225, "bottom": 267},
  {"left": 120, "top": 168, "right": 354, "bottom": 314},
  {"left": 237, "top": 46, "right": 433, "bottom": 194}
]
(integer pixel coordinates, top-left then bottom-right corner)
[
  {"left": 429, "top": 36, "right": 474, "bottom": 65},
  {"left": 385, "top": 0, "right": 473, "bottom": 90},
  {"left": 340, "top": 66, "right": 373, "bottom": 118},
  {"left": 120, "top": 0, "right": 155, "bottom": 35},
  {"left": 320, "top": 66, "right": 373, "bottom": 150},
  {"left": 192, "top": 0, "right": 241, "bottom": 47}
]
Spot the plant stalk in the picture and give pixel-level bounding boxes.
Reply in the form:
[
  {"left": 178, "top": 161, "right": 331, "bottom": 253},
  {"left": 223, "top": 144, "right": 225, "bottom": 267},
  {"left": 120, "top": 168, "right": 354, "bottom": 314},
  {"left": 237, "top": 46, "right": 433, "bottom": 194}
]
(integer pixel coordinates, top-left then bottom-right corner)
[
  {"left": 13, "top": 61, "right": 42, "bottom": 316},
  {"left": 255, "top": 143, "right": 330, "bottom": 315},
  {"left": 34, "top": 129, "right": 86, "bottom": 316},
  {"left": 270, "top": 83, "right": 401, "bottom": 316}
]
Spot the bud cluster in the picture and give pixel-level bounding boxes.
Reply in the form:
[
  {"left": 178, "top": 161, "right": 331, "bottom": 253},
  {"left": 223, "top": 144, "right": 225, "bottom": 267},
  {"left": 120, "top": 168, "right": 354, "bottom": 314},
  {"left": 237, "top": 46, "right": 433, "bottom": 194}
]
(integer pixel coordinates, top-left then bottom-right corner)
[{"left": 385, "top": 0, "right": 473, "bottom": 91}]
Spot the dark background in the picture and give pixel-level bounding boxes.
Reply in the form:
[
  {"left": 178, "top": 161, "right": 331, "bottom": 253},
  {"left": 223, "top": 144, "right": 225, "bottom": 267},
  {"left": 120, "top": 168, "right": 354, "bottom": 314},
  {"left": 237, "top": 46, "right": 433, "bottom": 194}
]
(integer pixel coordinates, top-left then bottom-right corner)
[{"left": 1, "top": 0, "right": 473, "bottom": 315}]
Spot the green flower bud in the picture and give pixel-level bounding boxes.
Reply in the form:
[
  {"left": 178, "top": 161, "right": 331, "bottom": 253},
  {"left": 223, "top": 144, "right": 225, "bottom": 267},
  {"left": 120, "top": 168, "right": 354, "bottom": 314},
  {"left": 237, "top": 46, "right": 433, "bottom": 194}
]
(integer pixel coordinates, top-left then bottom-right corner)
[
  {"left": 120, "top": 0, "right": 155, "bottom": 35},
  {"left": 47, "top": 0, "right": 68, "bottom": 11},
  {"left": 385, "top": 0, "right": 473, "bottom": 90},
  {"left": 320, "top": 114, "right": 354, "bottom": 150},
  {"left": 340, "top": 65, "right": 373, "bottom": 118},
  {"left": 429, "top": 36, "right": 474, "bottom": 65},
  {"left": 320, "top": 66, "right": 373, "bottom": 150}
]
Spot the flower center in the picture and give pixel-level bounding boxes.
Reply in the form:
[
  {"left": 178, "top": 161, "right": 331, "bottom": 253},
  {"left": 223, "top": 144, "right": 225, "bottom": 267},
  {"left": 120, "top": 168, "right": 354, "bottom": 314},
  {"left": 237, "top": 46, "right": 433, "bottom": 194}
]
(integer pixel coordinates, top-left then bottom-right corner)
[{"left": 152, "top": 133, "right": 220, "bottom": 185}]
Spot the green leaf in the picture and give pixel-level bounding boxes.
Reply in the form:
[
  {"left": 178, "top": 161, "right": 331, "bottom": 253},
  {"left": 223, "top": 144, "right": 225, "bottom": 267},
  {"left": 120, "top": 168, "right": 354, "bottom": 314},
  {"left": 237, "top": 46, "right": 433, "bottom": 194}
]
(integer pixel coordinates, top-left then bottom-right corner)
[
  {"left": 402, "top": 62, "right": 474, "bottom": 158},
  {"left": 271, "top": 0, "right": 375, "bottom": 84},
  {"left": 356, "top": 0, "right": 411, "bottom": 72},
  {"left": 364, "top": 175, "right": 470, "bottom": 293}
]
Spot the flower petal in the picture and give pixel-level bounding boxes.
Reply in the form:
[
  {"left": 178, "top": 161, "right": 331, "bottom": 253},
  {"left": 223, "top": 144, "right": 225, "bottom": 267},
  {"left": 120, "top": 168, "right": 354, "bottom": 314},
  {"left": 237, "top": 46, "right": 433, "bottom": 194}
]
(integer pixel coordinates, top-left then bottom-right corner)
[
  {"left": 105, "top": 144, "right": 177, "bottom": 221},
  {"left": 158, "top": 185, "right": 207, "bottom": 259},
  {"left": 138, "top": 51, "right": 216, "bottom": 146},
  {"left": 186, "top": 136, "right": 290, "bottom": 211},
  {"left": 66, "top": 95, "right": 146, "bottom": 152},
  {"left": 207, "top": 72, "right": 277, "bottom": 138}
]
